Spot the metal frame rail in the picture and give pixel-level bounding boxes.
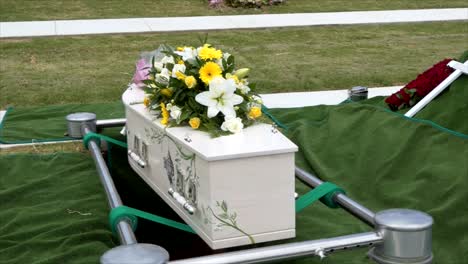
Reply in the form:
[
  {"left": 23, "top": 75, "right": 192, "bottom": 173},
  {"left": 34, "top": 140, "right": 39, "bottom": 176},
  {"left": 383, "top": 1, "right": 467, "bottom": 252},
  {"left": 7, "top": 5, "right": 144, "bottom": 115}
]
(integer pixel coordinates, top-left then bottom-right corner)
[{"left": 67, "top": 115, "right": 434, "bottom": 264}]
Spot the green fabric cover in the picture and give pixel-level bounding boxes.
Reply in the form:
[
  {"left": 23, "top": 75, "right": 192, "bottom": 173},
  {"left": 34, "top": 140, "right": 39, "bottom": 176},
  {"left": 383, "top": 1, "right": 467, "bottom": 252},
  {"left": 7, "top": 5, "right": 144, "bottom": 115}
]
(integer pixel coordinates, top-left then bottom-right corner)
[
  {"left": 267, "top": 69, "right": 468, "bottom": 262},
  {"left": 1, "top": 52, "right": 466, "bottom": 263},
  {"left": 0, "top": 102, "right": 125, "bottom": 144},
  {"left": 0, "top": 153, "right": 116, "bottom": 264}
]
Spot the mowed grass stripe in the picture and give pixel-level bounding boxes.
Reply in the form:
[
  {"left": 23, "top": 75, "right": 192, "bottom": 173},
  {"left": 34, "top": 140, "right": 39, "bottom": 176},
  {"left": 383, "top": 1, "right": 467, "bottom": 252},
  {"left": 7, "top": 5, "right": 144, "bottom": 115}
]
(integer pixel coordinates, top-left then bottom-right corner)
[
  {"left": 0, "top": 21, "right": 467, "bottom": 108},
  {"left": 0, "top": 0, "right": 467, "bottom": 21}
]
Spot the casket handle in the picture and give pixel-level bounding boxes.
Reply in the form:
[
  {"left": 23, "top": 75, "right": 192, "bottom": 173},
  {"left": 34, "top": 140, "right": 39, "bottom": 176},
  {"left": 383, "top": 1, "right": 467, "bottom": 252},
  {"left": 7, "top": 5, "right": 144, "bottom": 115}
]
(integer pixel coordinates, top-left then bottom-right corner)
[
  {"left": 168, "top": 188, "right": 196, "bottom": 215},
  {"left": 128, "top": 149, "right": 147, "bottom": 168}
]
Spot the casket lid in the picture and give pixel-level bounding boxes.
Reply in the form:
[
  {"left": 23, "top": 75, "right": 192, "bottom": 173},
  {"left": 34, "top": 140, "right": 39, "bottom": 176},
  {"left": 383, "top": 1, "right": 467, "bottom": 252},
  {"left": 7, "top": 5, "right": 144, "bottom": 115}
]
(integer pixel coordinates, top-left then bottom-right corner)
[{"left": 123, "top": 86, "right": 298, "bottom": 161}]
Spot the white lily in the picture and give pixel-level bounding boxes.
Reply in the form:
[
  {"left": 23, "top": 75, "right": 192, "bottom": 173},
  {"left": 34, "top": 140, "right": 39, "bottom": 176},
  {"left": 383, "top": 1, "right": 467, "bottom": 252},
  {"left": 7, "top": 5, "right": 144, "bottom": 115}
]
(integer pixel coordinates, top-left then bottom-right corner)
[
  {"left": 175, "top": 47, "right": 197, "bottom": 62},
  {"left": 195, "top": 77, "right": 243, "bottom": 118}
]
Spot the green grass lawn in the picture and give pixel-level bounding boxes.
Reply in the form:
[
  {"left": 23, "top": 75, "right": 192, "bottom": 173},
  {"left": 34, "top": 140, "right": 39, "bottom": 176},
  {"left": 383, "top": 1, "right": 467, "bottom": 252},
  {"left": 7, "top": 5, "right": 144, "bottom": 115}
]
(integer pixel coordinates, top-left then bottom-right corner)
[
  {"left": 0, "top": 0, "right": 466, "bottom": 21},
  {"left": 1, "top": 21, "right": 467, "bottom": 108}
]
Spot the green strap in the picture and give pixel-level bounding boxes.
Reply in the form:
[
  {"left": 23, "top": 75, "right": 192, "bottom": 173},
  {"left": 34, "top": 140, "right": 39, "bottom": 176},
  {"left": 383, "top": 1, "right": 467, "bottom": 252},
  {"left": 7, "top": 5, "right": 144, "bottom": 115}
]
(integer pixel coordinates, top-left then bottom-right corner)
[
  {"left": 83, "top": 132, "right": 128, "bottom": 149},
  {"left": 295, "top": 182, "right": 346, "bottom": 213},
  {"left": 261, "top": 105, "right": 288, "bottom": 130},
  {"left": 109, "top": 205, "right": 195, "bottom": 235}
]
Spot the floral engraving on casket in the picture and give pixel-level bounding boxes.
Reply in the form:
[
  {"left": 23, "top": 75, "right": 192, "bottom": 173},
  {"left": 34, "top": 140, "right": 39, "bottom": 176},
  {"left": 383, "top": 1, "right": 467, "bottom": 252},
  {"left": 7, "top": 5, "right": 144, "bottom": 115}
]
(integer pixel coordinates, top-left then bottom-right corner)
[
  {"left": 186, "top": 180, "right": 197, "bottom": 207},
  {"left": 163, "top": 151, "right": 174, "bottom": 185},
  {"left": 145, "top": 127, "right": 199, "bottom": 207},
  {"left": 203, "top": 200, "right": 255, "bottom": 244},
  {"left": 176, "top": 168, "right": 185, "bottom": 195}
]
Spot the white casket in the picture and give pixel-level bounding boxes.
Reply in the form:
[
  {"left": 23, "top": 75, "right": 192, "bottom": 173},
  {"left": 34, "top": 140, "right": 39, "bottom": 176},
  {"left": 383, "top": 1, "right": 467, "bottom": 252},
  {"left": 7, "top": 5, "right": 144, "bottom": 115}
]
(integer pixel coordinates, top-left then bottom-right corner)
[{"left": 122, "top": 86, "right": 298, "bottom": 249}]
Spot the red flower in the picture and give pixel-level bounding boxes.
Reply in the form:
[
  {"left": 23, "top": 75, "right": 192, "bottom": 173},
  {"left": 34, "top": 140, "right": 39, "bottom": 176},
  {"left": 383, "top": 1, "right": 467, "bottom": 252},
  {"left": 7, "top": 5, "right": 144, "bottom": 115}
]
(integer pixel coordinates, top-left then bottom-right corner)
[
  {"left": 385, "top": 94, "right": 403, "bottom": 111},
  {"left": 385, "top": 59, "right": 454, "bottom": 111}
]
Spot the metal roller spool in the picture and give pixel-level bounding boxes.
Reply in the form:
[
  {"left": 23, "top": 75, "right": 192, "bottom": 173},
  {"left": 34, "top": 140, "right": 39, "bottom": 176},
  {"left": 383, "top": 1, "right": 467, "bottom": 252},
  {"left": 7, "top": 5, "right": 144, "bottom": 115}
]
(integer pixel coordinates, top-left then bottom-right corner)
[
  {"left": 101, "top": 243, "right": 169, "bottom": 264},
  {"left": 66, "top": 112, "right": 97, "bottom": 138},
  {"left": 348, "top": 86, "right": 368, "bottom": 102},
  {"left": 368, "top": 209, "right": 433, "bottom": 264}
]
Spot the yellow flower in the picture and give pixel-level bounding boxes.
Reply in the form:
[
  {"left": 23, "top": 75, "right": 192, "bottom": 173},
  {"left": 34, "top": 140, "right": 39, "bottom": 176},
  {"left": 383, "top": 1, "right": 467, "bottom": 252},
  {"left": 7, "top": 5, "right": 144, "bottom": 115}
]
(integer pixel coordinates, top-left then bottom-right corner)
[
  {"left": 184, "top": 76, "right": 197, "bottom": 88},
  {"left": 160, "top": 88, "right": 173, "bottom": 97},
  {"left": 177, "top": 47, "right": 184, "bottom": 51},
  {"left": 199, "top": 62, "right": 222, "bottom": 84},
  {"left": 160, "top": 103, "right": 169, "bottom": 125},
  {"left": 175, "top": 71, "right": 186, "bottom": 80},
  {"left": 198, "top": 44, "right": 222, "bottom": 61},
  {"left": 248, "top": 106, "right": 262, "bottom": 119},
  {"left": 234, "top": 68, "right": 250, "bottom": 79},
  {"left": 226, "top": 73, "right": 240, "bottom": 84},
  {"left": 177, "top": 59, "right": 185, "bottom": 65},
  {"left": 143, "top": 96, "right": 150, "bottom": 107},
  {"left": 189, "top": 117, "right": 201, "bottom": 129}
]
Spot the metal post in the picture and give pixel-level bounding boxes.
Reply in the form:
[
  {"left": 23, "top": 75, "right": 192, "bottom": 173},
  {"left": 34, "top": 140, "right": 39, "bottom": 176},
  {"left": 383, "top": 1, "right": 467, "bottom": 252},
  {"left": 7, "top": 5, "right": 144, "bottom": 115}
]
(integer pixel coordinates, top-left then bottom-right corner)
[
  {"left": 66, "top": 113, "right": 169, "bottom": 264},
  {"left": 85, "top": 127, "right": 137, "bottom": 245},
  {"left": 295, "top": 167, "right": 375, "bottom": 226},
  {"left": 169, "top": 232, "right": 382, "bottom": 264}
]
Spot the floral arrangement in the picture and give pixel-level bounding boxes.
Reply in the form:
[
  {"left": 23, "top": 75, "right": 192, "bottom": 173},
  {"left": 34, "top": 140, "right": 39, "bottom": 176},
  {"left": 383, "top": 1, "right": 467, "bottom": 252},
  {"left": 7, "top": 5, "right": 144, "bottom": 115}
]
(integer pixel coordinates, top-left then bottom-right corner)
[
  {"left": 209, "top": 0, "right": 286, "bottom": 8},
  {"left": 385, "top": 59, "right": 454, "bottom": 111},
  {"left": 132, "top": 44, "right": 264, "bottom": 136}
]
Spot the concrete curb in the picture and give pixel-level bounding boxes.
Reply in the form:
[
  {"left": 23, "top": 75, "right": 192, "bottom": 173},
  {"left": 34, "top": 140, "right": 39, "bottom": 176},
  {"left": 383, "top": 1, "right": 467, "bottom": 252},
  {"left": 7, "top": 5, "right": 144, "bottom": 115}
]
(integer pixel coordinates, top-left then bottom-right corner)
[{"left": 1, "top": 8, "right": 466, "bottom": 38}]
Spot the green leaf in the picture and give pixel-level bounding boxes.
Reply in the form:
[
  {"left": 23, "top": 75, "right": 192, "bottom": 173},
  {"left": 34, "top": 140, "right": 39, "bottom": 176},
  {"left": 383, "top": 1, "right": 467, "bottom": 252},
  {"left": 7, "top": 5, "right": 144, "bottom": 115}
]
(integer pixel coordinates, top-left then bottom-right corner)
[
  {"left": 222, "top": 58, "right": 228, "bottom": 71},
  {"left": 166, "top": 63, "right": 174, "bottom": 72},
  {"left": 231, "top": 212, "right": 237, "bottom": 220},
  {"left": 226, "top": 64, "right": 235, "bottom": 73},
  {"left": 219, "top": 213, "right": 229, "bottom": 220},
  {"left": 142, "top": 79, "right": 153, "bottom": 85},
  {"left": 189, "top": 68, "right": 199, "bottom": 76},
  {"left": 227, "top": 55, "right": 234, "bottom": 65},
  {"left": 179, "top": 109, "right": 192, "bottom": 123},
  {"left": 221, "top": 201, "right": 228, "bottom": 212}
]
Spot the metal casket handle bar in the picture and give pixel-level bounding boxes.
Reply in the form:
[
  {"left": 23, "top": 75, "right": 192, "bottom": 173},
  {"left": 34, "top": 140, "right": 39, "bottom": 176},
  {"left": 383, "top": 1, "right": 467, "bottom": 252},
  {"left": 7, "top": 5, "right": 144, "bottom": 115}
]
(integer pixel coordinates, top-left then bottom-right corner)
[
  {"left": 128, "top": 149, "right": 146, "bottom": 168},
  {"left": 168, "top": 188, "right": 196, "bottom": 215}
]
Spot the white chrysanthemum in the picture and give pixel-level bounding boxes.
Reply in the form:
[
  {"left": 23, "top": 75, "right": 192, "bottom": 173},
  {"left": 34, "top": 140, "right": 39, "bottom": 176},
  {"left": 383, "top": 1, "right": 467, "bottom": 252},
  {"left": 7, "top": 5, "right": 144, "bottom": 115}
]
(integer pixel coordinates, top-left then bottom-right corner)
[{"left": 195, "top": 77, "right": 243, "bottom": 118}]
